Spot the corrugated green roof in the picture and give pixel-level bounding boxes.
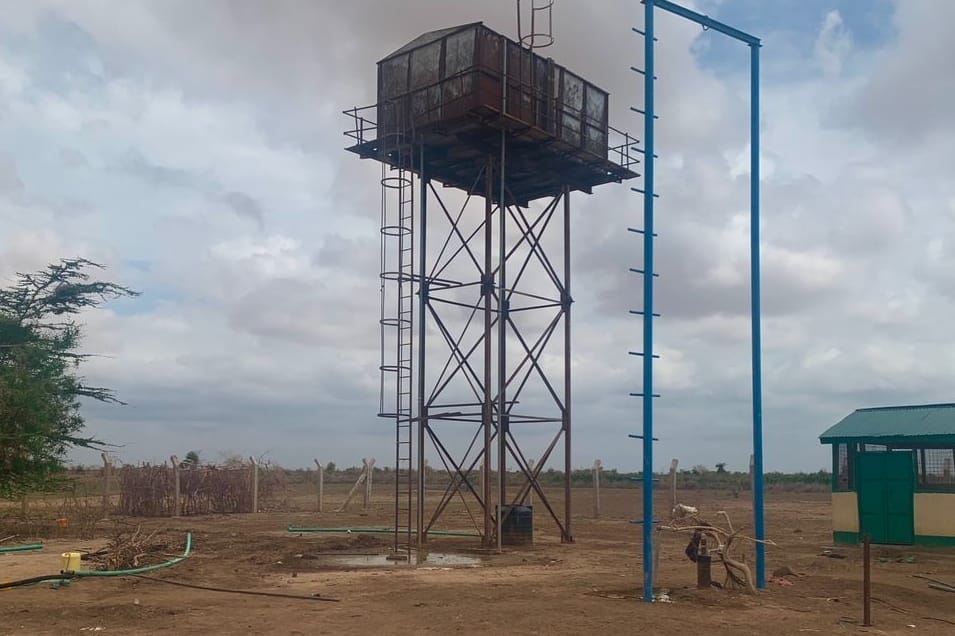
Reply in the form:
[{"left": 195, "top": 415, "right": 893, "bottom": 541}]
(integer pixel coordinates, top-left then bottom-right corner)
[{"left": 820, "top": 403, "right": 955, "bottom": 443}]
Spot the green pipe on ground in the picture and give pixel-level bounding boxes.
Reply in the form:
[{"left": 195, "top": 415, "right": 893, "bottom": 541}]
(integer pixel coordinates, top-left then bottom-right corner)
[
  {"left": 0, "top": 543, "right": 44, "bottom": 553},
  {"left": 73, "top": 532, "right": 192, "bottom": 577},
  {"left": 286, "top": 526, "right": 480, "bottom": 538},
  {"left": 0, "top": 534, "right": 191, "bottom": 589}
]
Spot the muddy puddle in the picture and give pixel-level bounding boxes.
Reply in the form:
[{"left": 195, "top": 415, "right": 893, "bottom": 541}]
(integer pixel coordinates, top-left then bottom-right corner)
[{"left": 298, "top": 551, "right": 481, "bottom": 569}]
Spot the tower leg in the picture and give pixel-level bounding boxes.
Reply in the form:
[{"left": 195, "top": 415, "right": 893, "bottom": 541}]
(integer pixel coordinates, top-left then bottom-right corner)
[
  {"left": 417, "top": 152, "right": 429, "bottom": 547},
  {"left": 563, "top": 187, "right": 573, "bottom": 543},
  {"left": 482, "top": 156, "right": 495, "bottom": 548},
  {"left": 497, "top": 150, "right": 508, "bottom": 553}
]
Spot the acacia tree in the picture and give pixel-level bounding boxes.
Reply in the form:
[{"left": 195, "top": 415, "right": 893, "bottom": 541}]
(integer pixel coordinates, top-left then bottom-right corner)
[
  {"left": 0, "top": 258, "right": 137, "bottom": 497},
  {"left": 180, "top": 450, "right": 201, "bottom": 469}
]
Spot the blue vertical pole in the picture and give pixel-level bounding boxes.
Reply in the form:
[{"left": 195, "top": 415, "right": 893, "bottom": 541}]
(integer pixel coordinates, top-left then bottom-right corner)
[
  {"left": 749, "top": 42, "right": 766, "bottom": 590},
  {"left": 642, "top": 0, "right": 656, "bottom": 603}
]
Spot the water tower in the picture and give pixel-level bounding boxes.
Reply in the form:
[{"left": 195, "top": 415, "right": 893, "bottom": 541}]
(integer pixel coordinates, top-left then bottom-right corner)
[{"left": 344, "top": 20, "right": 637, "bottom": 551}]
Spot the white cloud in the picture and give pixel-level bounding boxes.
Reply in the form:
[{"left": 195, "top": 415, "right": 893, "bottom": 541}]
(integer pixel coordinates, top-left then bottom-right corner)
[
  {"left": 840, "top": 0, "right": 955, "bottom": 140},
  {"left": 0, "top": 55, "right": 26, "bottom": 99},
  {"left": 0, "top": 154, "right": 24, "bottom": 194},
  {"left": 2, "top": 1, "right": 954, "bottom": 474},
  {"left": 814, "top": 10, "right": 852, "bottom": 77}
]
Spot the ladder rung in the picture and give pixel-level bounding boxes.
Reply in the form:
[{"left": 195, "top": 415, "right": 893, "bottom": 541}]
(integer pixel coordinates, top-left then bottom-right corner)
[
  {"left": 629, "top": 106, "right": 660, "bottom": 120},
  {"left": 631, "top": 186, "right": 661, "bottom": 198}
]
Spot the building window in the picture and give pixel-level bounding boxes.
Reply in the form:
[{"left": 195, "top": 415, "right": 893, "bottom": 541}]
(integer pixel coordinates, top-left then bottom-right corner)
[
  {"left": 834, "top": 443, "right": 853, "bottom": 491},
  {"left": 916, "top": 448, "right": 955, "bottom": 492}
]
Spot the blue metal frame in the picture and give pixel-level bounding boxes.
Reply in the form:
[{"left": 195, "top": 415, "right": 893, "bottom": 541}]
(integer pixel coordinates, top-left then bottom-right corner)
[
  {"left": 640, "top": 0, "right": 656, "bottom": 602},
  {"left": 637, "top": 0, "right": 764, "bottom": 601},
  {"left": 749, "top": 33, "right": 765, "bottom": 593}
]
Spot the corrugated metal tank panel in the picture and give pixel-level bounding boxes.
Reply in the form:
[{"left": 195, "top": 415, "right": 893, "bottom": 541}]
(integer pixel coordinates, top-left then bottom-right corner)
[{"left": 375, "top": 23, "right": 609, "bottom": 158}]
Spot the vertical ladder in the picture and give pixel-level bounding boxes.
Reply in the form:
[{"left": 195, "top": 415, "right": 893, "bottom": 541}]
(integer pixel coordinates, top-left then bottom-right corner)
[
  {"left": 379, "top": 128, "right": 415, "bottom": 557},
  {"left": 632, "top": 5, "right": 660, "bottom": 602}
]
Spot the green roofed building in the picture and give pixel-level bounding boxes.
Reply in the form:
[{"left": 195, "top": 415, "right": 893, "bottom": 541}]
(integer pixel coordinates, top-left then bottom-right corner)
[{"left": 819, "top": 403, "right": 955, "bottom": 546}]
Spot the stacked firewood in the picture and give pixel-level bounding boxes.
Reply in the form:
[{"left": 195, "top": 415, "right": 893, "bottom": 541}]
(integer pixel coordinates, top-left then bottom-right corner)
[{"left": 85, "top": 526, "right": 175, "bottom": 570}]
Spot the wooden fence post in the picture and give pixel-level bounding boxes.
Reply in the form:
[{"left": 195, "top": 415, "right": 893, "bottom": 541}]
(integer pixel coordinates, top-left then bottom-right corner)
[
  {"left": 337, "top": 461, "right": 369, "bottom": 512},
  {"left": 749, "top": 454, "right": 755, "bottom": 494},
  {"left": 20, "top": 495, "right": 28, "bottom": 520},
  {"left": 249, "top": 456, "right": 259, "bottom": 513},
  {"left": 318, "top": 461, "right": 325, "bottom": 513},
  {"left": 170, "top": 456, "right": 181, "bottom": 518},
  {"left": 363, "top": 458, "right": 376, "bottom": 510},
  {"left": 593, "top": 459, "right": 602, "bottom": 518},
  {"left": 863, "top": 533, "right": 872, "bottom": 626},
  {"left": 478, "top": 464, "right": 484, "bottom": 503},
  {"left": 669, "top": 458, "right": 679, "bottom": 509},
  {"left": 101, "top": 453, "right": 113, "bottom": 515},
  {"left": 528, "top": 459, "right": 536, "bottom": 509}
]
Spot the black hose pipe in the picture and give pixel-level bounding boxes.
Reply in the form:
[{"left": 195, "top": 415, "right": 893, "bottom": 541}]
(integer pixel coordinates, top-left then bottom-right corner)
[{"left": 0, "top": 573, "right": 75, "bottom": 589}]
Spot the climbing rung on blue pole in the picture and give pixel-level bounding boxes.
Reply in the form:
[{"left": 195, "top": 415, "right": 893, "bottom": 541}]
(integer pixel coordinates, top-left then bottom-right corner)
[
  {"left": 631, "top": 187, "right": 660, "bottom": 198},
  {"left": 630, "top": 106, "right": 660, "bottom": 119},
  {"left": 628, "top": 351, "right": 661, "bottom": 359},
  {"left": 627, "top": 227, "right": 658, "bottom": 237},
  {"left": 629, "top": 66, "right": 658, "bottom": 79},
  {"left": 629, "top": 310, "right": 661, "bottom": 317},
  {"left": 629, "top": 268, "right": 659, "bottom": 277},
  {"left": 629, "top": 392, "right": 661, "bottom": 398},
  {"left": 631, "top": 27, "right": 659, "bottom": 41}
]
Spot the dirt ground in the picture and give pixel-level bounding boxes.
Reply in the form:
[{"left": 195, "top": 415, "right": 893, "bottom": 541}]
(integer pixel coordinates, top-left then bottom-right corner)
[{"left": 3, "top": 487, "right": 955, "bottom": 635}]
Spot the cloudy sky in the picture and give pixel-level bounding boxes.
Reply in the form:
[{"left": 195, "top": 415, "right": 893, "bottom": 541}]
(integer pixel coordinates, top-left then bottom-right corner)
[{"left": 1, "top": 0, "right": 953, "bottom": 473}]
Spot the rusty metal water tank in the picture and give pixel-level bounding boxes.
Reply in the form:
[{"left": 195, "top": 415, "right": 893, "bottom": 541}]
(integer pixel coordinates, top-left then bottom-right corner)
[{"left": 346, "top": 22, "right": 637, "bottom": 205}]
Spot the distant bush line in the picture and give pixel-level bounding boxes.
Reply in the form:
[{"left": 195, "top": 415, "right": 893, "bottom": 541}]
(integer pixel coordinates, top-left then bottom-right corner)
[{"left": 59, "top": 464, "right": 831, "bottom": 494}]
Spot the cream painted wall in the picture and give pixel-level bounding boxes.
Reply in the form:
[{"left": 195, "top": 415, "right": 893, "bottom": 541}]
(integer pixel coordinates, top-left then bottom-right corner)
[
  {"left": 915, "top": 493, "right": 955, "bottom": 537},
  {"left": 832, "top": 492, "right": 858, "bottom": 532}
]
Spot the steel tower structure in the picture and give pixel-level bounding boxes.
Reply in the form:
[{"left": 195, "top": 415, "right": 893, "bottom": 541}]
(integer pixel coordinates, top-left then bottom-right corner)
[{"left": 345, "top": 22, "right": 637, "bottom": 550}]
